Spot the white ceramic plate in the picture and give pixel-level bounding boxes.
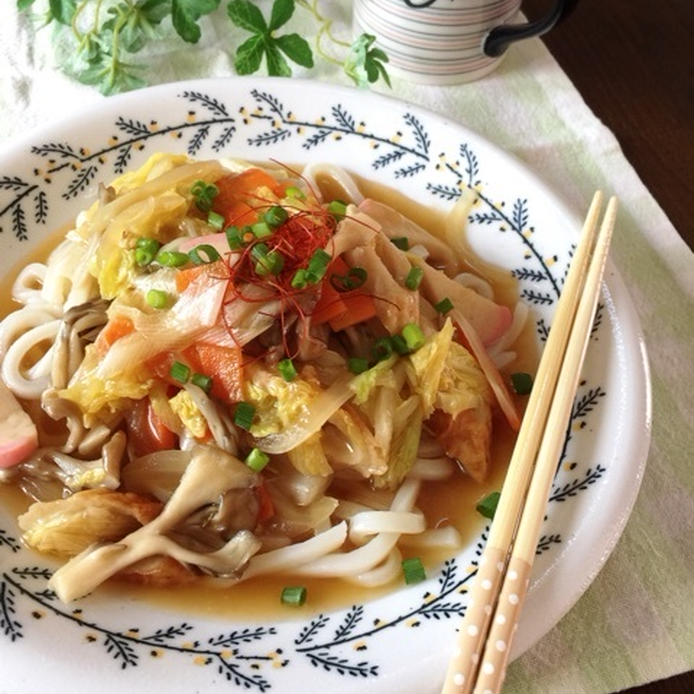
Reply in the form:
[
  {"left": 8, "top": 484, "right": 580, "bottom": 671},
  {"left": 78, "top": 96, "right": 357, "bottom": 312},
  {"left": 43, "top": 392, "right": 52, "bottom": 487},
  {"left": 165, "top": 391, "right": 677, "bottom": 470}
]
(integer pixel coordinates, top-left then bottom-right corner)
[{"left": 0, "top": 78, "right": 650, "bottom": 694}]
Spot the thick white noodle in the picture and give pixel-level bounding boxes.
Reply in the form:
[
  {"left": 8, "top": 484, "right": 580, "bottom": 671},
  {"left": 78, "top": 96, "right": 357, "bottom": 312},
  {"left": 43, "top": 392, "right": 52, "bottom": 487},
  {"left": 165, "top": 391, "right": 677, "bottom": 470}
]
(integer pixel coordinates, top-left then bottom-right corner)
[
  {"left": 334, "top": 500, "right": 373, "bottom": 520},
  {"left": 398, "top": 526, "right": 463, "bottom": 550},
  {"left": 347, "top": 548, "right": 403, "bottom": 587},
  {"left": 454, "top": 272, "right": 495, "bottom": 300},
  {"left": 349, "top": 510, "right": 425, "bottom": 544},
  {"left": 0, "top": 306, "right": 60, "bottom": 360},
  {"left": 301, "top": 163, "right": 364, "bottom": 204},
  {"left": 292, "top": 478, "right": 421, "bottom": 578},
  {"left": 1, "top": 320, "right": 61, "bottom": 399},
  {"left": 408, "top": 457, "right": 455, "bottom": 481},
  {"left": 40, "top": 236, "right": 96, "bottom": 310},
  {"left": 12, "top": 263, "right": 46, "bottom": 305},
  {"left": 241, "top": 522, "right": 348, "bottom": 580}
]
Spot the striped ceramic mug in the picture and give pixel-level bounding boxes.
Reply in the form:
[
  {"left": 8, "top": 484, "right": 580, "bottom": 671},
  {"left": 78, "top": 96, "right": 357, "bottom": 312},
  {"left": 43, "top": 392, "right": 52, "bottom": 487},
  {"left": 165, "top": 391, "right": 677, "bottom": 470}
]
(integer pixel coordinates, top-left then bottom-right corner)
[{"left": 353, "top": 0, "right": 574, "bottom": 85}]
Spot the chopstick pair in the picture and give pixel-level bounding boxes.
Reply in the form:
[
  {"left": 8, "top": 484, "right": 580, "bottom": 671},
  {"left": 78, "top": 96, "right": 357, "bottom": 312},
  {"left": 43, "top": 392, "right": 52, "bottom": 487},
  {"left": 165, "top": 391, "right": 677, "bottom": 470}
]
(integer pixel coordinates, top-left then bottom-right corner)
[{"left": 441, "top": 192, "right": 618, "bottom": 694}]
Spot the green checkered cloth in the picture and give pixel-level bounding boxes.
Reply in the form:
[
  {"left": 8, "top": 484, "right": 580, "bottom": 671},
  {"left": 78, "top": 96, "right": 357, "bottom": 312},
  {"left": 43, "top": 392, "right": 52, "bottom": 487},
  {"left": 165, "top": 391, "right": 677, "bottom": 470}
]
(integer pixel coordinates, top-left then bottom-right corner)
[{"left": 1, "top": 3, "right": 692, "bottom": 692}]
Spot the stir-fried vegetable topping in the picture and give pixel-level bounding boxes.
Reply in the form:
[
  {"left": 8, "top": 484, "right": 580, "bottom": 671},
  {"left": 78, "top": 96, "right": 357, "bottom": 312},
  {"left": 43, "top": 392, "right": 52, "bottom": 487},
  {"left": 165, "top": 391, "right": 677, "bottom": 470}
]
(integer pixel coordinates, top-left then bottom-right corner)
[
  {"left": 191, "top": 180, "right": 218, "bottom": 211},
  {"left": 156, "top": 250, "right": 189, "bottom": 267},
  {"left": 511, "top": 372, "right": 533, "bottom": 395},
  {"left": 245, "top": 447, "right": 270, "bottom": 472},
  {"left": 476, "top": 491, "right": 501, "bottom": 519},
  {"left": 277, "top": 358, "right": 297, "bottom": 382},
  {"left": 146, "top": 289, "right": 168, "bottom": 309},
  {"left": 234, "top": 401, "right": 256, "bottom": 430},
  {"left": 170, "top": 361, "right": 191, "bottom": 384},
  {"left": 402, "top": 557, "right": 426, "bottom": 585},
  {"left": 281, "top": 586, "right": 307, "bottom": 606},
  {"left": 0, "top": 153, "right": 528, "bottom": 606},
  {"left": 189, "top": 244, "right": 221, "bottom": 265}
]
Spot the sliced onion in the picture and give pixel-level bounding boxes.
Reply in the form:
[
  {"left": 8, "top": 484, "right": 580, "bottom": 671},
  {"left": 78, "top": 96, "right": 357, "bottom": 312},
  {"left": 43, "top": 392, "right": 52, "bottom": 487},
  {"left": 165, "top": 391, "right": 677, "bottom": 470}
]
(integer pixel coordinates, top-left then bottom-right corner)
[{"left": 256, "top": 376, "right": 354, "bottom": 454}]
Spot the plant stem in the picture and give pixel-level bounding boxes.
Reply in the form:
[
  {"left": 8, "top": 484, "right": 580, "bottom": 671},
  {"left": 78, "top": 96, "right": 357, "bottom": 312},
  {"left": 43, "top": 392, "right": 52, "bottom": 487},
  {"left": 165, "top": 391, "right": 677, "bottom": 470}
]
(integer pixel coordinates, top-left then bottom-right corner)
[
  {"left": 108, "top": 9, "right": 128, "bottom": 90},
  {"left": 71, "top": 0, "right": 90, "bottom": 41},
  {"left": 92, "top": 0, "right": 104, "bottom": 32},
  {"left": 297, "top": 0, "right": 351, "bottom": 66}
]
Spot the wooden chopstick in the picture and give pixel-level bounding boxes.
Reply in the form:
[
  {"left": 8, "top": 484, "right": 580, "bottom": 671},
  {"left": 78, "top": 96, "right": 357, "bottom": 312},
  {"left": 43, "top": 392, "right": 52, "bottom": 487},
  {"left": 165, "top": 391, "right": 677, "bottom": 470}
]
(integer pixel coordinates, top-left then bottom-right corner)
[{"left": 441, "top": 193, "right": 618, "bottom": 694}]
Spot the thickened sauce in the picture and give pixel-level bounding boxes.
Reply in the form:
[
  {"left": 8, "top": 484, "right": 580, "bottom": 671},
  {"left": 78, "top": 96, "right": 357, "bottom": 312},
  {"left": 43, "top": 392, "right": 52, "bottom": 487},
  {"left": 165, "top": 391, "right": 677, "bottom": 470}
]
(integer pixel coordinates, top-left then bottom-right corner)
[{"left": 0, "top": 172, "right": 535, "bottom": 619}]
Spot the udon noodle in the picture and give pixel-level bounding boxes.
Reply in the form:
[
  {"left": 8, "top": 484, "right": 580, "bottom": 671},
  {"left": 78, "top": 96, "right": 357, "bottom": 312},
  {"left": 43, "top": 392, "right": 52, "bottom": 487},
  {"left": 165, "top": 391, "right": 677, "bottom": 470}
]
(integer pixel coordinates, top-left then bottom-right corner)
[{"left": 0, "top": 154, "right": 527, "bottom": 604}]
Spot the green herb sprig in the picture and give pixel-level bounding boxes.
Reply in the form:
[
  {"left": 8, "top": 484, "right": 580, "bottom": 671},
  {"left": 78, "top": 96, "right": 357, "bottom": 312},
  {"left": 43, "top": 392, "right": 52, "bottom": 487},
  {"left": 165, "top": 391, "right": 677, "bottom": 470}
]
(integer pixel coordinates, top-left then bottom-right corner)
[{"left": 17, "top": 0, "right": 391, "bottom": 95}]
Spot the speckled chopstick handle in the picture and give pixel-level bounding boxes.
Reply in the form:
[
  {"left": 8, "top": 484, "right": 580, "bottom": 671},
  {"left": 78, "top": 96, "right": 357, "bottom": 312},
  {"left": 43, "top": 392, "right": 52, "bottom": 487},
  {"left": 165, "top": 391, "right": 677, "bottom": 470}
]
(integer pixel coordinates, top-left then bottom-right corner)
[
  {"left": 441, "top": 546, "right": 507, "bottom": 694},
  {"left": 471, "top": 556, "right": 532, "bottom": 694}
]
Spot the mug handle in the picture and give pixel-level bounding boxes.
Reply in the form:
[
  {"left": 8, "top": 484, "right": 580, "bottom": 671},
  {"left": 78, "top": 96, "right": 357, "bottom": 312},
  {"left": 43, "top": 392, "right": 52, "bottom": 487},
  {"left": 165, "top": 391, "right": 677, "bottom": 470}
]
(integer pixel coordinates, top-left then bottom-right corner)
[{"left": 483, "top": 0, "right": 578, "bottom": 57}]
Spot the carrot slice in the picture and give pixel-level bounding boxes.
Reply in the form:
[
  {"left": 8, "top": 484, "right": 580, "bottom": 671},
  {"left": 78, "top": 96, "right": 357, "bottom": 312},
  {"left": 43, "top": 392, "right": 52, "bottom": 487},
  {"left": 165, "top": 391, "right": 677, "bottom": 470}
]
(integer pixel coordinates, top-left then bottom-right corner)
[
  {"left": 145, "top": 351, "right": 177, "bottom": 382},
  {"left": 95, "top": 316, "right": 134, "bottom": 356},
  {"left": 213, "top": 168, "right": 282, "bottom": 217},
  {"left": 329, "top": 293, "right": 377, "bottom": 331},
  {"left": 312, "top": 280, "right": 347, "bottom": 325},
  {"left": 255, "top": 483, "right": 275, "bottom": 523},
  {"left": 184, "top": 342, "right": 244, "bottom": 403},
  {"left": 312, "top": 256, "right": 378, "bottom": 330},
  {"left": 224, "top": 200, "right": 258, "bottom": 227},
  {"left": 175, "top": 265, "right": 207, "bottom": 293}
]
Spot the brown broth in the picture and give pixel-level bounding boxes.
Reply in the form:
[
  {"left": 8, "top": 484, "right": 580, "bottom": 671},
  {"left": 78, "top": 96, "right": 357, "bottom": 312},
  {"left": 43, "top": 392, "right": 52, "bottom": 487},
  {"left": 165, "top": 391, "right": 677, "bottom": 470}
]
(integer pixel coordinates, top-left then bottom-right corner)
[{"left": 0, "top": 172, "right": 536, "bottom": 619}]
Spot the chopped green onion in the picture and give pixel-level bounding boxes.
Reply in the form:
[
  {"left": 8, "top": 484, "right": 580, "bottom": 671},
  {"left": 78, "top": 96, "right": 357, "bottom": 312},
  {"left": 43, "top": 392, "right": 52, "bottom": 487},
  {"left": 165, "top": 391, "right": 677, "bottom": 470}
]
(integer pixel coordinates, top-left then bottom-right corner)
[
  {"left": 252, "top": 221, "right": 273, "bottom": 239},
  {"left": 402, "top": 323, "right": 425, "bottom": 351},
  {"left": 188, "top": 244, "right": 221, "bottom": 265},
  {"left": 405, "top": 266, "right": 423, "bottom": 290},
  {"left": 285, "top": 185, "right": 306, "bottom": 200},
  {"left": 277, "top": 357, "right": 297, "bottom": 382},
  {"left": 191, "top": 372, "right": 213, "bottom": 393},
  {"left": 390, "top": 334, "right": 410, "bottom": 356},
  {"left": 511, "top": 372, "right": 533, "bottom": 395},
  {"left": 169, "top": 361, "right": 191, "bottom": 384},
  {"left": 136, "top": 237, "right": 161, "bottom": 253},
  {"left": 146, "top": 289, "right": 168, "bottom": 309},
  {"left": 306, "top": 248, "right": 331, "bottom": 283},
  {"left": 280, "top": 585, "right": 307, "bottom": 606},
  {"left": 207, "top": 210, "right": 225, "bottom": 231},
  {"left": 234, "top": 401, "right": 256, "bottom": 431},
  {"left": 291, "top": 269, "right": 308, "bottom": 289},
  {"left": 391, "top": 236, "right": 409, "bottom": 251},
  {"left": 348, "top": 357, "right": 369, "bottom": 374},
  {"left": 155, "top": 250, "right": 189, "bottom": 267},
  {"left": 401, "top": 557, "right": 426, "bottom": 585},
  {"left": 264, "top": 205, "right": 289, "bottom": 227},
  {"left": 135, "top": 247, "right": 156, "bottom": 267},
  {"left": 251, "top": 243, "right": 269, "bottom": 260},
  {"left": 371, "top": 337, "right": 393, "bottom": 363},
  {"left": 245, "top": 447, "right": 269, "bottom": 472},
  {"left": 330, "top": 267, "right": 367, "bottom": 292},
  {"left": 191, "top": 180, "right": 218, "bottom": 212},
  {"left": 225, "top": 225, "right": 244, "bottom": 250},
  {"left": 476, "top": 491, "right": 501, "bottom": 520},
  {"left": 255, "top": 250, "right": 285, "bottom": 277},
  {"left": 434, "top": 297, "right": 454, "bottom": 315},
  {"left": 328, "top": 199, "right": 347, "bottom": 219}
]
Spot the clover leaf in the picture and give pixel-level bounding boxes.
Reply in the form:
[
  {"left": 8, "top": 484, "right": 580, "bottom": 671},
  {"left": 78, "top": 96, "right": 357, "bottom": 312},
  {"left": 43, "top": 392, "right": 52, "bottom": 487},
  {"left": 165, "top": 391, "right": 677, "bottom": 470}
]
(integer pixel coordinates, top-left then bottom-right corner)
[
  {"left": 172, "top": 0, "right": 221, "bottom": 43},
  {"left": 344, "top": 33, "right": 391, "bottom": 88},
  {"left": 228, "top": 0, "right": 313, "bottom": 77}
]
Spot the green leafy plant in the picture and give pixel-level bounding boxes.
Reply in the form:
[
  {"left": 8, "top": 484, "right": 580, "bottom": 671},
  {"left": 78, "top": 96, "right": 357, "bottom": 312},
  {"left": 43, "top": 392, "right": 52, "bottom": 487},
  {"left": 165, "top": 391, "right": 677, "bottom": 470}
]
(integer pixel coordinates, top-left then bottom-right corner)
[
  {"left": 16, "top": 0, "right": 391, "bottom": 95},
  {"left": 227, "top": 0, "right": 313, "bottom": 76}
]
